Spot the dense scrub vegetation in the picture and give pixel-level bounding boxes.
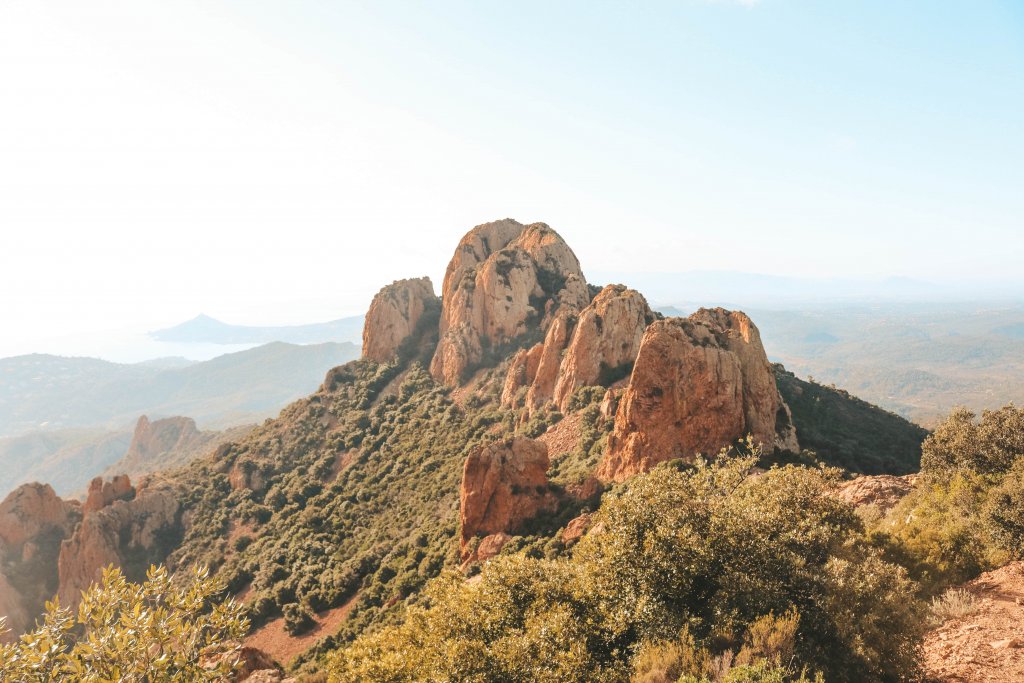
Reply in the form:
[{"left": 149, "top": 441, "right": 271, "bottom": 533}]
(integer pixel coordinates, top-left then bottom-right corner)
[
  {"left": 0, "top": 565, "right": 247, "bottom": 681},
  {"left": 774, "top": 365, "right": 927, "bottom": 474},
  {"left": 328, "top": 456, "right": 924, "bottom": 682},
  {"left": 108, "top": 348, "right": 931, "bottom": 677},
  {"left": 162, "top": 357, "right": 536, "bottom": 672},
  {"left": 868, "top": 405, "right": 1024, "bottom": 593}
]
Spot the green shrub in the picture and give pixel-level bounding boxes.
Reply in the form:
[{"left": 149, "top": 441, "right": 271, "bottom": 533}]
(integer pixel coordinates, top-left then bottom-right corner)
[
  {"left": 283, "top": 602, "right": 316, "bottom": 636},
  {"left": 328, "top": 457, "right": 924, "bottom": 683},
  {"left": 0, "top": 564, "right": 247, "bottom": 682}
]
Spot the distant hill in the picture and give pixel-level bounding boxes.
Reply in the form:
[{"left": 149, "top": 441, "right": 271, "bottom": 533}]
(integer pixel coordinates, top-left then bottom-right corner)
[
  {"left": 0, "top": 428, "right": 131, "bottom": 497},
  {"left": 0, "top": 341, "right": 359, "bottom": 438},
  {"left": 748, "top": 304, "right": 1024, "bottom": 425},
  {"left": 151, "top": 314, "right": 364, "bottom": 345}
]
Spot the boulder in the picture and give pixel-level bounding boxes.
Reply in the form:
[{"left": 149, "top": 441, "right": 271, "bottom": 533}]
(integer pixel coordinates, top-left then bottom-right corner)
[
  {"left": 836, "top": 474, "right": 916, "bottom": 513},
  {"left": 459, "top": 437, "right": 558, "bottom": 560},
  {"left": 598, "top": 309, "right": 798, "bottom": 482},
  {"left": 430, "top": 220, "right": 591, "bottom": 386},
  {"left": 361, "top": 277, "right": 438, "bottom": 363}
]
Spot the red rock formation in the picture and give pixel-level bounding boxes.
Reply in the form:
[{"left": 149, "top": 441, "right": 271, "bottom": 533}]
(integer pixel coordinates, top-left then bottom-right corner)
[
  {"left": 58, "top": 481, "right": 180, "bottom": 608},
  {"left": 500, "top": 343, "right": 544, "bottom": 407},
  {"left": 0, "top": 483, "right": 79, "bottom": 641},
  {"left": 524, "top": 312, "right": 575, "bottom": 412},
  {"left": 361, "top": 277, "right": 438, "bottom": 363},
  {"left": 459, "top": 437, "right": 558, "bottom": 560},
  {"left": 562, "top": 512, "right": 593, "bottom": 547},
  {"left": 83, "top": 474, "right": 134, "bottom": 514},
  {"left": 430, "top": 220, "right": 591, "bottom": 386},
  {"left": 553, "top": 285, "right": 655, "bottom": 411},
  {"left": 0, "top": 482, "right": 78, "bottom": 549},
  {"left": 598, "top": 309, "right": 798, "bottom": 482}
]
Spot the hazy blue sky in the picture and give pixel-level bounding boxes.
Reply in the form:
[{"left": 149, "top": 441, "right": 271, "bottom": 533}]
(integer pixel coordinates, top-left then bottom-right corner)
[{"left": 1, "top": 0, "right": 1022, "bottom": 358}]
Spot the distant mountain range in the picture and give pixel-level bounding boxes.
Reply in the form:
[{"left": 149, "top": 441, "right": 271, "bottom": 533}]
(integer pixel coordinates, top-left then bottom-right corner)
[
  {"left": 594, "top": 270, "right": 1024, "bottom": 310},
  {"left": 0, "top": 341, "right": 359, "bottom": 438},
  {"left": 151, "top": 313, "right": 364, "bottom": 345}
]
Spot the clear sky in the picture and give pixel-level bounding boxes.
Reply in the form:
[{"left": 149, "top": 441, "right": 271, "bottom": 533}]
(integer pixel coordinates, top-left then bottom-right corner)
[{"left": 1, "top": 0, "right": 1022, "bottom": 358}]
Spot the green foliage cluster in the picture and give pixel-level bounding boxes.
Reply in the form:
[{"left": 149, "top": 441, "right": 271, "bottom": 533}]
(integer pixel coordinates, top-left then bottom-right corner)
[
  {"left": 164, "top": 359, "right": 519, "bottom": 665},
  {"left": 632, "top": 612, "right": 822, "bottom": 683},
  {"left": 774, "top": 365, "right": 927, "bottom": 474},
  {"left": 327, "top": 457, "right": 924, "bottom": 682},
  {"left": 0, "top": 564, "right": 247, "bottom": 682},
  {"left": 869, "top": 405, "right": 1024, "bottom": 592}
]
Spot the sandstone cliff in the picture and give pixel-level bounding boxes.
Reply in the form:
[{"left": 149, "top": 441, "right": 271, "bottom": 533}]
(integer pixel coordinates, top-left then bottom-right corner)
[
  {"left": 430, "top": 220, "right": 591, "bottom": 386},
  {"left": 58, "top": 477, "right": 182, "bottom": 609},
  {"left": 552, "top": 284, "right": 655, "bottom": 411},
  {"left": 362, "top": 277, "right": 439, "bottom": 363},
  {"left": 500, "top": 284, "right": 655, "bottom": 417},
  {"left": 0, "top": 483, "right": 80, "bottom": 640},
  {"left": 83, "top": 473, "right": 134, "bottom": 513},
  {"left": 459, "top": 437, "right": 558, "bottom": 561},
  {"left": 598, "top": 309, "right": 798, "bottom": 482}
]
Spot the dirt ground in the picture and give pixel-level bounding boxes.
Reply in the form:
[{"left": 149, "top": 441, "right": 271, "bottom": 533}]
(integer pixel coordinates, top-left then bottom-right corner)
[
  {"left": 244, "top": 594, "right": 359, "bottom": 668},
  {"left": 924, "top": 562, "right": 1024, "bottom": 682}
]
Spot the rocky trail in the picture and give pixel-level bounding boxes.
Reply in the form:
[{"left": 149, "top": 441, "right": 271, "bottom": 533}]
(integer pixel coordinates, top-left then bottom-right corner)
[{"left": 924, "top": 562, "right": 1024, "bottom": 682}]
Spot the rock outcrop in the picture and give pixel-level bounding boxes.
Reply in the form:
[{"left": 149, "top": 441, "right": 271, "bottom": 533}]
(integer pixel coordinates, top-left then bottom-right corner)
[
  {"left": 83, "top": 474, "right": 134, "bottom": 514},
  {"left": 459, "top": 437, "right": 558, "bottom": 560},
  {"left": 362, "top": 277, "right": 438, "bottom": 363},
  {"left": 58, "top": 480, "right": 181, "bottom": 608},
  {"left": 836, "top": 474, "right": 916, "bottom": 513},
  {"left": 500, "top": 284, "right": 655, "bottom": 417},
  {"left": 0, "top": 483, "right": 80, "bottom": 640},
  {"left": 100, "top": 415, "right": 252, "bottom": 483},
  {"left": 552, "top": 284, "right": 655, "bottom": 411},
  {"left": 431, "top": 220, "right": 591, "bottom": 386},
  {"left": 598, "top": 309, "right": 798, "bottom": 482}
]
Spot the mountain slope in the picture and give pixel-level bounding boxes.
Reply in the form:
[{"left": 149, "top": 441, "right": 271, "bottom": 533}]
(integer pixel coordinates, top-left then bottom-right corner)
[{"left": 1, "top": 220, "right": 933, "bottom": 677}]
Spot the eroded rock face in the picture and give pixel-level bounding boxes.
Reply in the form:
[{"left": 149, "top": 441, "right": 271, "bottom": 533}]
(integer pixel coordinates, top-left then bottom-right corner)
[
  {"left": 430, "top": 220, "right": 591, "bottom": 386},
  {"left": 362, "top": 277, "right": 438, "bottom": 363},
  {"left": 83, "top": 474, "right": 135, "bottom": 514},
  {"left": 524, "top": 312, "right": 575, "bottom": 412},
  {"left": 553, "top": 285, "right": 655, "bottom": 411},
  {"left": 459, "top": 437, "right": 557, "bottom": 560},
  {"left": 0, "top": 483, "right": 79, "bottom": 641},
  {"left": 598, "top": 309, "right": 798, "bottom": 482},
  {"left": 58, "top": 482, "right": 181, "bottom": 608}
]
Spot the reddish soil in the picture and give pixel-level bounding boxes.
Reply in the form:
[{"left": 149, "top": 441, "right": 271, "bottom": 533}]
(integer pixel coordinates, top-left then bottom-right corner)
[
  {"left": 538, "top": 412, "right": 584, "bottom": 459},
  {"left": 244, "top": 594, "right": 359, "bottom": 668},
  {"left": 924, "top": 562, "right": 1024, "bottom": 682}
]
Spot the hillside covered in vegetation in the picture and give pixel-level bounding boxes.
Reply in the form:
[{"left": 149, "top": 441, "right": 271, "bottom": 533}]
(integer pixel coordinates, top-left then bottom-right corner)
[{"left": 1, "top": 221, "right": 944, "bottom": 681}]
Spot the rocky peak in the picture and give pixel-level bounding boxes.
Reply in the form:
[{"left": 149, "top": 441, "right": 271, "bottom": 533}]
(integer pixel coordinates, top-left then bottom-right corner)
[
  {"left": 500, "top": 284, "right": 655, "bottom": 417},
  {"left": 0, "top": 482, "right": 77, "bottom": 549},
  {"left": 361, "top": 277, "right": 438, "bottom": 363},
  {"left": 552, "top": 284, "right": 655, "bottom": 411},
  {"left": 597, "top": 308, "right": 798, "bottom": 482},
  {"left": 83, "top": 474, "right": 135, "bottom": 514},
  {"left": 111, "top": 415, "right": 204, "bottom": 476},
  {"left": 430, "top": 219, "right": 591, "bottom": 386},
  {"left": 458, "top": 437, "right": 558, "bottom": 561}
]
